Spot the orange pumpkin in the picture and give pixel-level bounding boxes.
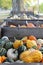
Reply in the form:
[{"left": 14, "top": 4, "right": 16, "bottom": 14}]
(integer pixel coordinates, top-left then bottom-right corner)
[{"left": 28, "top": 35, "right": 37, "bottom": 41}]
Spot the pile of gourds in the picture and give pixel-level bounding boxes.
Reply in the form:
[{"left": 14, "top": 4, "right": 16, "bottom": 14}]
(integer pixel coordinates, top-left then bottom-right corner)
[{"left": 0, "top": 35, "right": 43, "bottom": 63}]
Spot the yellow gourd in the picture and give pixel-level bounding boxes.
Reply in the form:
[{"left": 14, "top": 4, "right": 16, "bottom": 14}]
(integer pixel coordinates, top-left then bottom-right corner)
[
  {"left": 26, "top": 40, "right": 37, "bottom": 48},
  {"left": 13, "top": 40, "right": 23, "bottom": 49},
  {"left": 20, "top": 49, "right": 42, "bottom": 63}
]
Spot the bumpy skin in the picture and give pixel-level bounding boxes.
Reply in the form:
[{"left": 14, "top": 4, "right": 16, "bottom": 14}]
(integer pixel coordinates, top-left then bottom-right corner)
[
  {"left": 26, "top": 40, "right": 37, "bottom": 48},
  {"left": 20, "top": 50, "right": 42, "bottom": 63},
  {"left": 13, "top": 40, "right": 23, "bottom": 49}
]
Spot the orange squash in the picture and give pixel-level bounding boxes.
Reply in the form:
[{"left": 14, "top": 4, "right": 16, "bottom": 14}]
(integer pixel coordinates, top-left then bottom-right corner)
[
  {"left": 0, "top": 56, "right": 6, "bottom": 63},
  {"left": 28, "top": 35, "right": 37, "bottom": 41}
]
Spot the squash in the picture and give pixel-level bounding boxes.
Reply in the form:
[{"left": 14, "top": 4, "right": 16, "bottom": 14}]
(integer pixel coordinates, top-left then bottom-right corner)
[
  {"left": 26, "top": 40, "right": 37, "bottom": 48},
  {"left": 0, "top": 56, "right": 6, "bottom": 63},
  {"left": 22, "top": 56, "right": 34, "bottom": 63},
  {"left": 0, "top": 48, "right": 7, "bottom": 56},
  {"left": 18, "top": 45, "right": 26, "bottom": 55},
  {"left": 4, "top": 41, "right": 13, "bottom": 50},
  {"left": 1, "top": 56, "right": 7, "bottom": 63},
  {"left": 29, "top": 50, "right": 42, "bottom": 62},
  {"left": 7, "top": 48, "right": 18, "bottom": 60},
  {"left": 37, "top": 39, "right": 43, "bottom": 46},
  {"left": 28, "top": 35, "right": 37, "bottom": 41},
  {"left": 13, "top": 40, "right": 23, "bottom": 49},
  {"left": 20, "top": 49, "right": 42, "bottom": 62},
  {"left": 20, "top": 50, "right": 31, "bottom": 60},
  {"left": 1, "top": 36, "right": 9, "bottom": 43}
]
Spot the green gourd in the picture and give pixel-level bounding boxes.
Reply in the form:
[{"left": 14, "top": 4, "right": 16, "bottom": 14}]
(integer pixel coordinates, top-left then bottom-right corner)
[
  {"left": 0, "top": 48, "right": 7, "bottom": 56},
  {"left": 18, "top": 45, "right": 26, "bottom": 55},
  {"left": 4, "top": 42, "right": 13, "bottom": 50}
]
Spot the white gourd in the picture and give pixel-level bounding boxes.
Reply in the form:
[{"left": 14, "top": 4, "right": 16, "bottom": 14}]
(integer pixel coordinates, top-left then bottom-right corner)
[{"left": 7, "top": 48, "right": 18, "bottom": 60}]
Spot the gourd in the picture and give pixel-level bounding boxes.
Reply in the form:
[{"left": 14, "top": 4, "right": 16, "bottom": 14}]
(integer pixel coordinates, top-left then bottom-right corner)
[
  {"left": 13, "top": 40, "right": 23, "bottom": 49},
  {"left": 0, "top": 56, "right": 7, "bottom": 63},
  {"left": 37, "top": 39, "right": 43, "bottom": 46},
  {"left": 18, "top": 45, "right": 26, "bottom": 55},
  {"left": 28, "top": 35, "right": 37, "bottom": 41},
  {"left": 2, "top": 36, "right": 9, "bottom": 42},
  {"left": 0, "top": 48, "right": 7, "bottom": 56},
  {"left": 4, "top": 41, "right": 13, "bottom": 50},
  {"left": 26, "top": 40, "right": 37, "bottom": 48},
  {"left": 20, "top": 49, "right": 42, "bottom": 63},
  {"left": 7, "top": 48, "right": 18, "bottom": 60},
  {"left": 20, "top": 50, "right": 31, "bottom": 60}
]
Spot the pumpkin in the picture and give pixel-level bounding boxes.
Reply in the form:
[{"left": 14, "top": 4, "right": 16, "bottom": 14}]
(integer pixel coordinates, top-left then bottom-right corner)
[
  {"left": 7, "top": 48, "right": 18, "bottom": 60},
  {"left": 4, "top": 41, "right": 13, "bottom": 50},
  {"left": 18, "top": 45, "right": 26, "bottom": 55},
  {"left": 28, "top": 35, "right": 37, "bottom": 41},
  {"left": 0, "top": 48, "right": 7, "bottom": 56},
  {"left": 26, "top": 40, "right": 37, "bottom": 48},
  {"left": 13, "top": 40, "right": 23, "bottom": 49},
  {"left": 20, "top": 49, "right": 42, "bottom": 62}
]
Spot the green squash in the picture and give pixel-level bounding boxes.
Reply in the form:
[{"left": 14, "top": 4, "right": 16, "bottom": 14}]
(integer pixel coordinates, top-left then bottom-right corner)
[
  {"left": 4, "top": 42, "right": 13, "bottom": 50},
  {"left": 2, "top": 36, "right": 9, "bottom": 42},
  {"left": 0, "top": 48, "right": 7, "bottom": 56},
  {"left": 0, "top": 39, "right": 7, "bottom": 48},
  {"left": 18, "top": 45, "right": 26, "bottom": 55},
  {"left": 39, "top": 47, "right": 43, "bottom": 54}
]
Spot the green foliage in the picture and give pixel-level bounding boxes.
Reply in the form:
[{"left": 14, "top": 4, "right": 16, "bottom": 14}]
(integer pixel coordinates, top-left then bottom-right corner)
[
  {"left": 39, "top": 3, "right": 43, "bottom": 13},
  {"left": 0, "top": 0, "right": 12, "bottom": 9}
]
